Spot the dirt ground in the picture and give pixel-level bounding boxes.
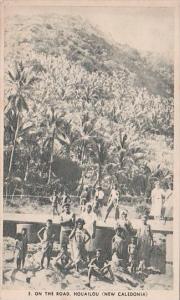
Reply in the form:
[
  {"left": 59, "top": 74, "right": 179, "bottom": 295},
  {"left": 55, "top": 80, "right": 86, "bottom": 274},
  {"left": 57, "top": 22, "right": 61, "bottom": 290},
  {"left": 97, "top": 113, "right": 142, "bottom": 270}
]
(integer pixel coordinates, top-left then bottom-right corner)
[{"left": 3, "top": 237, "right": 173, "bottom": 291}]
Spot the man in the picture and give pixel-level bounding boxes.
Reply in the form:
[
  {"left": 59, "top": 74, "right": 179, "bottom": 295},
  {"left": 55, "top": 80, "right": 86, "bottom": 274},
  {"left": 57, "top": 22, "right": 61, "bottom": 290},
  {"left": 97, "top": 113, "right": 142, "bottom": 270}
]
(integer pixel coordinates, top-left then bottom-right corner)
[
  {"left": 82, "top": 203, "right": 97, "bottom": 260},
  {"left": 37, "top": 219, "right": 55, "bottom": 269},
  {"left": 86, "top": 249, "right": 114, "bottom": 288},
  {"left": 80, "top": 187, "right": 89, "bottom": 212},
  {"left": 53, "top": 243, "right": 73, "bottom": 274},
  {"left": 95, "top": 186, "right": 105, "bottom": 207},
  {"left": 137, "top": 214, "right": 153, "bottom": 271},
  {"left": 151, "top": 181, "right": 166, "bottom": 219},
  {"left": 104, "top": 184, "right": 120, "bottom": 222},
  {"left": 59, "top": 203, "right": 75, "bottom": 247}
]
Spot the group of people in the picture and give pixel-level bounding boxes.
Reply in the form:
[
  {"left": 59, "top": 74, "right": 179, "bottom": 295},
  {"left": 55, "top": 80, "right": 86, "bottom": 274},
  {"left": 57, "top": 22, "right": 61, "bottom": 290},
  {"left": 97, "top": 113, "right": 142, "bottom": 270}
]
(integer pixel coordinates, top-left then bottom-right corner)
[
  {"left": 51, "top": 180, "right": 173, "bottom": 223},
  {"left": 13, "top": 180, "right": 172, "bottom": 287},
  {"left": 150, "top": 181, "right": 173, "bottom": 221},
  {"left": 13, "top": 206, "right": 154, "bottom": 288}
]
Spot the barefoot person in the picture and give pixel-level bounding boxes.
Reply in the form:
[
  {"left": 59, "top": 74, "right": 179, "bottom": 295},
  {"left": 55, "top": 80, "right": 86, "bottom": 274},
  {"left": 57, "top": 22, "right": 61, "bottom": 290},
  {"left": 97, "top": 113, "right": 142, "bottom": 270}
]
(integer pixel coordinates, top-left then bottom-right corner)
[
  {"left": 104, "top": 184, "right": 120, "bottom": 222},
  {"left": 59, "top": 203, "right": 75, "bottom": 248},
  {"left": 21, "top": 228, "right": 28, "bottom": 269},
  {"left": 137, "top": 214, "right": 153, "bottom": 271},
  {"left": 82, "top": 203, "right": 97, "bottom": 260},
  {"left": 86, "top": 249, "right": 114, "bottom": 288},
  {"left": 37, "top": 219, "right": 55, "bottom": 269},
  {"left": 118, "top": 210, "right": 135, "bottom": 243},
  {"left": 69, "top": 218, "right": 91, "bottom": 272},
  {"left": 112, "top": 225, "right": 128, "bottom": 271},
  {"left": 53, "top": 244, "right": 73, "bottom": 274},
  {"left": 13, "top": 233, "right": 24, "bottom": 270}
]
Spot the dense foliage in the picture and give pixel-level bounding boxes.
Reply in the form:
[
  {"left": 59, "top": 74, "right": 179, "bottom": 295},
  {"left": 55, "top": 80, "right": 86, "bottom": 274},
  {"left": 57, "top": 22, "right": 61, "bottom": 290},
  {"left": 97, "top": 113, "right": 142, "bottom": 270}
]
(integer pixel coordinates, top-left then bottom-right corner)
[{"left": 4, "top": 14, "right": 173, "bottom": 199}]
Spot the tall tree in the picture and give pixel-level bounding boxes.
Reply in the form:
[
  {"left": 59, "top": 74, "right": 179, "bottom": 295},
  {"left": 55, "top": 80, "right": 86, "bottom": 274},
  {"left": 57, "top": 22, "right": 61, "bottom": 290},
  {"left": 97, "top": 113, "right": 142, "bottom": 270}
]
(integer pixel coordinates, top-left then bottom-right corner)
[{"left": 5, "top": 62, "right": 38, "bottom": 178}]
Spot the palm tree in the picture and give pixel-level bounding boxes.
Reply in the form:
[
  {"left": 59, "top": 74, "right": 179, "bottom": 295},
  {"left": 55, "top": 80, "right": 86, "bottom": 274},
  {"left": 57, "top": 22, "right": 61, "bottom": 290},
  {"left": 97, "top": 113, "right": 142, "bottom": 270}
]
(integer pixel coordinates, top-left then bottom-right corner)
[
  {"left": 5, "top": 62, "right": 38, "bottom": 178},
  {"left": 88, "top": 136, "right": 109, "bottom": 186}
]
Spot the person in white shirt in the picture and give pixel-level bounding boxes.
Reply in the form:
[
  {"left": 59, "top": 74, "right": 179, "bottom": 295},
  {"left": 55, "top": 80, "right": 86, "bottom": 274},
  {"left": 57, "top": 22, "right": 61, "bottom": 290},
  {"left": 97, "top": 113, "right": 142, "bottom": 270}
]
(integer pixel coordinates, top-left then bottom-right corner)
[
  {"left": 164, "top": 182, "right": 173, "bottom": 221},
  {"left": 104, "top": 184, "right": 120, "bottom": 222},
  {"left": 95, "top": 186, "right": 105, "bottom": 207},
  {"left": 150, "top": 181, "right": 165, "bottom": 219}
]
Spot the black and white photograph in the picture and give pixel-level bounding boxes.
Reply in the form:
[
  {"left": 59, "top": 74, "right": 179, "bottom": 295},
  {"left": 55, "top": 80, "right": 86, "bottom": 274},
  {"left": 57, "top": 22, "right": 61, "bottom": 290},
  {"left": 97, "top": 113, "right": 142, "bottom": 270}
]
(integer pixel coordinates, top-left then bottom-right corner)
[{"left": 1, "top": 1, "right": 179, "bottom": 297}]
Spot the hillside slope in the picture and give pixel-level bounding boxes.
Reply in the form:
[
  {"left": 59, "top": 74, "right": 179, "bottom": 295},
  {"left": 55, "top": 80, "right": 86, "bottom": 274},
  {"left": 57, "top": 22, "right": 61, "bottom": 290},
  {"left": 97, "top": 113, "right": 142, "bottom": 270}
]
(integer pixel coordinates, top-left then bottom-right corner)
[{"left": 5, "top": 14, "right": 173, "bottom": 98}]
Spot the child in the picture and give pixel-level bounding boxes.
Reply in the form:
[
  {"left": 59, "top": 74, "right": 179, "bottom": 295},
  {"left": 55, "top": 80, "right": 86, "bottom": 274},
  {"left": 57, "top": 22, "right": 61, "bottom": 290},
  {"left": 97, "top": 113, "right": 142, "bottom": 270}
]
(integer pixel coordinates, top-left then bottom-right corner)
[
  {"left": 37, "top": 219, "right": 55, "bottom": 269},
  {"left": 14, "top": 233, "right": 24, "bottom": 270},
  {"left": 21, "top": 228, "right": 28, "bottom": 269},
  {"left": 128, "top": 237, "right": 138, "bottom": 273},
  {"left": 86, "top": 249, "right": 114, "bottom": 288},
  {"left": 53, "top": 244, "right": 73, "bottom": 274},
  {"left": 69, "top": 218, "right": 91, "bottom": 272}
]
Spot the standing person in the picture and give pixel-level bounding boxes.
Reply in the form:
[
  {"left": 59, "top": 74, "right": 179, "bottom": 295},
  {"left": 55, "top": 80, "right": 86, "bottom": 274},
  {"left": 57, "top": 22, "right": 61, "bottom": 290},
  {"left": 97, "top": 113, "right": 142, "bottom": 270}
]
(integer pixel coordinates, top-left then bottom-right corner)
[
  {"left": 13, "top": 233, "right": 24, "bottom": 270},
  {"left": 51, "top": 190, "right": 60, "bottom": 216},
  {"left": 86, "top": 248, "right": 114, "bottom": 288},
  {"left": 137, "top": 214, "right": 153, "bottom": 271},
  {"left": 128, "top": 237, "right": 138, "bottom": 274},
  {"left": 37, "top": 219, "right": 55, "bottom": 269},
  {"left": 112, "top": 225, "right": 128, "bottom": 270},
  {"left": 118, "top": 210, "right": 135, "bottom": 243},
  {"left": 150, "top": 181, "right": 165, "bottom": 219},
  {"left": 21, "top": 228, "right": 28, "bottom": 269},
  {"left": 80, "top": 187, "right": 89, "bottom": 212},
  {"left": 82, "top": 203, "right": 97, "bottom": 260},
  {"left": 61, "top": 190, "right": 71, "bottom": 207},
  {"left": 59, "top": 203, "right": 75, "bottom": 248},
  {"left": 95, "top": 186, "right": 105, "bottom": 208},
  {"left": 69, "top": 218, "right": 91, "bottom": 272},
  {"left": 104, "top": 184, "right": 120, "bottom": 222},
  {"left": 164, "top": 182, "right": 173, "bottom": 222}
]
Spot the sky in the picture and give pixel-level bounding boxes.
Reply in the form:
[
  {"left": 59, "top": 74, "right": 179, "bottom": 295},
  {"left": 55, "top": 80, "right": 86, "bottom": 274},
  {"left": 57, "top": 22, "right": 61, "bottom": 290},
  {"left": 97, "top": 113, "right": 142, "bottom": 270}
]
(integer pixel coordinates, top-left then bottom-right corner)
[{"left": 5, "top": 5, "right": 174, "bottom": 60}]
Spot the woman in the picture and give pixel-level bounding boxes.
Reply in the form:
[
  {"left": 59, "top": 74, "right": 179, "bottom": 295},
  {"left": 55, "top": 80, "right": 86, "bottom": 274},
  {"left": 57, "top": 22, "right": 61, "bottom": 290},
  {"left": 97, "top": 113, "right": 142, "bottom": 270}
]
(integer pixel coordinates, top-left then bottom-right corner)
[
  {"left": 59, "top": 203, "right": 75, "bottom": 247},
  {"left": 164, "top": 182, "right": 173, "bottom": 221},
  {"left": 151, "top": 181, "right": 165, "bottom": 219},
  {"left": 69, "top": 218, "right": 91, "bottom": 272},
  {"left": 117, "top": 209, "right": 135, "bottom": 243}
]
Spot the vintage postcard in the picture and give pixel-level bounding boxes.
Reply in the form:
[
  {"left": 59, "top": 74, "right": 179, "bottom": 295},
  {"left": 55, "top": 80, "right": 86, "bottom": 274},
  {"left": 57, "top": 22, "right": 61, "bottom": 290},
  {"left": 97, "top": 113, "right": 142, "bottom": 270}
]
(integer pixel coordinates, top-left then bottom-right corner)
[{"left": 1, "top": 1, "right": 180, "bottom": 300}]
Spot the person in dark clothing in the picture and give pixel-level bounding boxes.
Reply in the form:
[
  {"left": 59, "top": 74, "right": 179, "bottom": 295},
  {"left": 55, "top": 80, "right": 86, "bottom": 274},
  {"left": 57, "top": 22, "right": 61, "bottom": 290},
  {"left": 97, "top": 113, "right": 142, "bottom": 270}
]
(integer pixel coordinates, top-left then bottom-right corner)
[{"left": 86, "top": 249, "right": 114, "bottom": 288}]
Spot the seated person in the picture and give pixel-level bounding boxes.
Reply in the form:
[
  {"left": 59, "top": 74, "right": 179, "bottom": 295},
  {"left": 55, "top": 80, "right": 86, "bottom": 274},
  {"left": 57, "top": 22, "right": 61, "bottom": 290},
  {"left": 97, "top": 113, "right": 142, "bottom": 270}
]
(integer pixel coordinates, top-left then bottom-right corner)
[
  {"left": 86, "top": 249, "right": 114, "bottom": 288},
  {"left": 53, "top": 244, "right": 73, "bottom": 274}
]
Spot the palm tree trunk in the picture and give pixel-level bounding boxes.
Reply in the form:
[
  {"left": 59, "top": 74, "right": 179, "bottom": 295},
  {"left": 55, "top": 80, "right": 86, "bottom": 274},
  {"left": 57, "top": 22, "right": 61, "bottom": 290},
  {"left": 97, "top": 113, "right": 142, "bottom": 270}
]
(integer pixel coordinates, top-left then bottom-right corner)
[
  {"left": 7, "top": 113, "right": 20, "bottom": 178},
  {"left": 24, "top": 160, "right": 29, "bottom": 182},
  {"left": 98, "top": 163, "right": 102, "bottom": 186},
  {"left": 47, "top": 127, "right": 56, "bottom": 184}
]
